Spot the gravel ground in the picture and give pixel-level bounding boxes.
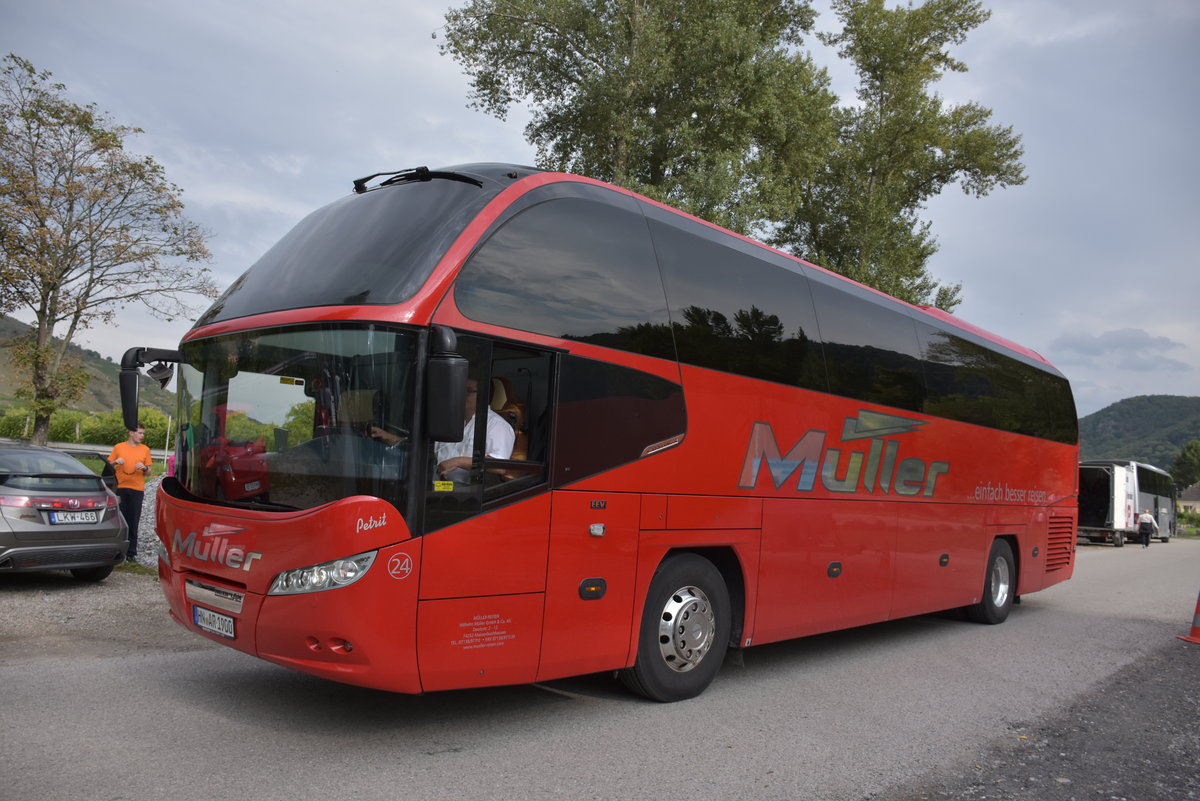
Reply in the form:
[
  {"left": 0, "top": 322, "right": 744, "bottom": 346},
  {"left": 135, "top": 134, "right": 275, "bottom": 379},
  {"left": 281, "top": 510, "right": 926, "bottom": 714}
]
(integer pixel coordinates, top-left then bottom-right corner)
[
  {"left": 878, "top": 639, "right": 1200, "bottom": 800},
  {"left": 126, "top": 476, "right": 163, "bottom": 567},
  {"left": 0, "top": 477, "right": 212, "bottom": 663}
]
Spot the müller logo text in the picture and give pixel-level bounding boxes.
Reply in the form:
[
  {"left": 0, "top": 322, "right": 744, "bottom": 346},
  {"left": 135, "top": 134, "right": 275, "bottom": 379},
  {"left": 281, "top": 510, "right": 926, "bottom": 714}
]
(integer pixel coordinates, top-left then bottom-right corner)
[
  {"left": 171, "top": 525, "right": 264, "bottom": 572},
  {"left": 738, "top": 410, "right": 950, "bottom": 497}
]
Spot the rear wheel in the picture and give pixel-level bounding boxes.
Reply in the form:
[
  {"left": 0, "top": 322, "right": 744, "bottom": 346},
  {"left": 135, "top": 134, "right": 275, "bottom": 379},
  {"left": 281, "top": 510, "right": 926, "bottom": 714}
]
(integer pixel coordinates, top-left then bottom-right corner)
[
  {"left": 966, "top": 539, "right": 1015, "bottom": 625},
  {"left": 70, "top": 566, "right": 113, "bottom": 582},
  {"left": 1112, "top": 531, "right": 1125, "bottom": 548},
  {"left": 620, "top": 553, "right": 730, "bottom": 702}
]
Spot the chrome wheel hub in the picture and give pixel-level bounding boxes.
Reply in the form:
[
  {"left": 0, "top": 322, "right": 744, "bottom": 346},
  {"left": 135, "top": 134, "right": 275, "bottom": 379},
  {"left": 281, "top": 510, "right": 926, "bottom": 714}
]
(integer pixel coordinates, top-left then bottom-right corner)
[
  {"left": 990, "top": 556, "right": 1011, "bottom": 608},
  {"left": 656, "top": 585, "right": 716, "bottom": 673}
]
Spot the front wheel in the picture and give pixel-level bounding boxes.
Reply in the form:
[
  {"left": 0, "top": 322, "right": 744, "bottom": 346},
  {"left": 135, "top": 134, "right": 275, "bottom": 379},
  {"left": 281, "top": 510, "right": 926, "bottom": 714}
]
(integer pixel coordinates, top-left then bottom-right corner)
[
  {"left": 966, "top": 539, "right": 1015, "bottom": 625},
  {"left": 620, "top": 553, "right": 730, "bottom": 702}
]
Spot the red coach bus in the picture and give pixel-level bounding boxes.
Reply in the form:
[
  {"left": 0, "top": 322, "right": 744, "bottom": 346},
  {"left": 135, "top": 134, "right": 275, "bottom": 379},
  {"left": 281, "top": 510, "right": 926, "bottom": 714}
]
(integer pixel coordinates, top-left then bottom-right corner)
[{"left": 120, "top": 163, "right": 1078, "bottom": 701}]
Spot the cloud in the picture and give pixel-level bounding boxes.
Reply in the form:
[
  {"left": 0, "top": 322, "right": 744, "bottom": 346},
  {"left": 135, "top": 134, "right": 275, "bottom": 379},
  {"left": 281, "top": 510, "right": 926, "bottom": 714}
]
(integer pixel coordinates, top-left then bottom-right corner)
[{"left": 1051, "top": 328, "right": 1191, "bottom": 372}]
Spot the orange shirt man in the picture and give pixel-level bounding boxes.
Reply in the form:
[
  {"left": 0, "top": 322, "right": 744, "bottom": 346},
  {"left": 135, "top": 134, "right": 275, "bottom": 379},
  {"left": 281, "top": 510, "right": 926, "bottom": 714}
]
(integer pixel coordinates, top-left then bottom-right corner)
[{"left": 107, "top": 424, "right": 152, "bottom": 561}]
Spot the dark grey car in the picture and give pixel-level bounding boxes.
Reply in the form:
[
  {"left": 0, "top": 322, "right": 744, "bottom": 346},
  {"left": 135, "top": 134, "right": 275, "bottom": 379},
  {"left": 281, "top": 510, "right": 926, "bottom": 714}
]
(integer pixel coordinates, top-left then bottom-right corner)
[{"left": 0, "top": 443, "right": 128, "bottom": 581}]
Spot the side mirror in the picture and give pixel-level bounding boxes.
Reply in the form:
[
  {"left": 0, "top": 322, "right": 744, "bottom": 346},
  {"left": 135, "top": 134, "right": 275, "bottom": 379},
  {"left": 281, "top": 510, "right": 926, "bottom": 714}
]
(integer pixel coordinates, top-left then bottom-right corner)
[
  {"left": 119, "top": 366, "right": 142, "bottom": 432},
  {"left": 120, "top": 347, "right": 182, "bottom": 431},
  {"left": 425, "top": 326, "right": 467, "bottom": 442}
]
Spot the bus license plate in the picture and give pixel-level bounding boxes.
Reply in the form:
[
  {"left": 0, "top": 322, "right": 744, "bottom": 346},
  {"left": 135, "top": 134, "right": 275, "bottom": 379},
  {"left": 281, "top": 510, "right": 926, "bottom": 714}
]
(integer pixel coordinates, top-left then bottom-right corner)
[
  {"left": 49, "top": 510, "right": 98, "bottom": 524},
  {"left": 193, "top": 605, "right": 236, "bottom": 639}
]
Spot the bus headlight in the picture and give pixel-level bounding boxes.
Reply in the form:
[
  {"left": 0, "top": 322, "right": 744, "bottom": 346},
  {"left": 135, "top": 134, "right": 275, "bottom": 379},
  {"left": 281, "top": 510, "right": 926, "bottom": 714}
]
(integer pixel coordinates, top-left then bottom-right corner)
[{"left": 268, "top": 551, "right": 377, "bottom": 595}]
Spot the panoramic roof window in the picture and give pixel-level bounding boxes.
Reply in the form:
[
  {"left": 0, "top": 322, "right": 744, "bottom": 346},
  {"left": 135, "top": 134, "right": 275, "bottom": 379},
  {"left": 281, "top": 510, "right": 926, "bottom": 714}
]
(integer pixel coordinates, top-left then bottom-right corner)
[
  {"left": 455, "top": 189, "right": 672, "bottom": 358},
  {"left": 197, "top": 177, "right": 503, "bottom": 327}
]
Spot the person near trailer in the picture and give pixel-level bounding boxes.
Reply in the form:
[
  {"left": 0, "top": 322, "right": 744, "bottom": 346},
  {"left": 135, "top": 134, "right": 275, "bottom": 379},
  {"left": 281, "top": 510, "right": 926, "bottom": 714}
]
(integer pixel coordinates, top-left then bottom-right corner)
[
  {"left": 1136, "top": 509, "right": 1158, "bottom": 548},
  {"left": 107, "top": 422, "right": 152, "bottom": 562}
]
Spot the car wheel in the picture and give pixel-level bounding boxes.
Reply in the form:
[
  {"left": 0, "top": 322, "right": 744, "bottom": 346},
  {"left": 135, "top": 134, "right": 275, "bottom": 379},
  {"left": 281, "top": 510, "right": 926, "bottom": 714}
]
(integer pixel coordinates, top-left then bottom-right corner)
[
  {"left": 966, "top": 539, "right": 1015, "bottom": 625},
  {"left": 620, "top": 553, "right": 730, "bottom": 702},
  {"left": 70, "top": 566, "right": 114, "bottom": 582}
]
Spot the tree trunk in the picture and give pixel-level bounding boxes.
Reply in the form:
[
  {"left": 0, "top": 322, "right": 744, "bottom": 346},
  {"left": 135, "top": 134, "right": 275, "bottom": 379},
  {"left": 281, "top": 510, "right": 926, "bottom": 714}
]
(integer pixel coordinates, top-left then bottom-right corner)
[{"left": 31, "top": 412, "right": 51, "bottom": 446}]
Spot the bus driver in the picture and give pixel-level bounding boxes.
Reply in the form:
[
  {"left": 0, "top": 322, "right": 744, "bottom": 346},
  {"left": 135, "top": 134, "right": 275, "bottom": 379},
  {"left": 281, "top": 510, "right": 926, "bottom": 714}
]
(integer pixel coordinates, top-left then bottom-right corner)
[{"left": 370, "top": 377, "right": 515, "bottom": 482}]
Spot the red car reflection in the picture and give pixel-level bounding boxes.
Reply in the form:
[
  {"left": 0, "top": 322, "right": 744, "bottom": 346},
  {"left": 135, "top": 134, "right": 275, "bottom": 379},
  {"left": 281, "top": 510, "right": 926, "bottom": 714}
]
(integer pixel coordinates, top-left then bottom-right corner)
[{"left": 198, "top": 407, "right": 270, "bottom": 502}]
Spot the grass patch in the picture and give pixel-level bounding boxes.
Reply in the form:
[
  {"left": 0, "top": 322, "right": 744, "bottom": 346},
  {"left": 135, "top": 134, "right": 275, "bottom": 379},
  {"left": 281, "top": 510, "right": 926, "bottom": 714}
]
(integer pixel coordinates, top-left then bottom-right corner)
[{"left": 117, "top": 561, "right": 158, "bottom": 577}]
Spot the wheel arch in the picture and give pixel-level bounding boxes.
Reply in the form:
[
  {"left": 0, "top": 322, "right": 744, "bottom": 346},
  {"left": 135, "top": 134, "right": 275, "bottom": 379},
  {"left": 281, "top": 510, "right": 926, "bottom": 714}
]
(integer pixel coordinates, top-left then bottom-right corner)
[{"left": 656, "top": 546, "right": 746, "bottom": 649}]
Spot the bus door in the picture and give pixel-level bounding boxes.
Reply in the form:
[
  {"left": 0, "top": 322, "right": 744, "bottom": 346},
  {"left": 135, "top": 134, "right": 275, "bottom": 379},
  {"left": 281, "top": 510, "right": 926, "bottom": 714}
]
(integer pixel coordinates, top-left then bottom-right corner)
[
  {"left": 536, "top": 491, "right": 640, "bottom": 682},
  {"left": 415, "top": 336, "right": 556, "bottom": 690}
]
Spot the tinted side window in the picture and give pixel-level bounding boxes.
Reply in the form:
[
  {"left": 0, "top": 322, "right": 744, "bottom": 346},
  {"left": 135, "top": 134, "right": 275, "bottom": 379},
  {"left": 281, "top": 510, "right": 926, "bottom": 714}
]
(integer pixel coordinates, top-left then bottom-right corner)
[
  {"left": 917, "top": 323, "right": 1077, "bottom": 444},
  {"left": 1136, "top": 466, "right": 1172, "bottom": 498},
  {"left": 808, "top": 276, "right": 925, "bottom": 412},
  {"left": 644, "top": 205, "right": 826, "bottom": 391},
  {"left": 553, "top": 356, "right": 686, "bottom": 486},
  {"left": 422, "top": 336, "right": 556, "bottom": 533},
  {"left": 455, "top": 191, "right": 673, "bottom": 359}
]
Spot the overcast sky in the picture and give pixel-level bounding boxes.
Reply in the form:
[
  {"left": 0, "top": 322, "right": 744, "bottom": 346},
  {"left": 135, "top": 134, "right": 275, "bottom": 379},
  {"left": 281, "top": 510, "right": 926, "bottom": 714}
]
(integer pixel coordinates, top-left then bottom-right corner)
[{"left": 3, "top": 0, "right": 1197, "bottom": 417}]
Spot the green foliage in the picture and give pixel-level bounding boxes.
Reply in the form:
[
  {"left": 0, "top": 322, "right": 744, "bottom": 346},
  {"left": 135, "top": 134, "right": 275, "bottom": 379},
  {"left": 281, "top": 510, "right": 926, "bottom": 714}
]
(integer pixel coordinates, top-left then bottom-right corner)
[
  {"left": 0, "top": 407, "right": 31, "bottom": 438},
  {"left": 1169, "top": 440, "right": 1200, "bottom": 492},
  {"left": 225, "top": 410, "right": 273, "bottom": 444},
  {"left": 1079, "top": 395, "right": 1200, "bottom": 470},
  {"left": 439, "top": 0, "right": 837, "bottom": 234},
  {"left": 79, "top": 410, "right": 132, "bottom": 446},
  {"left": 771, "top": 0, "right": 1024, "bottom": 310},
  {"left": 9, "top": 333, "right": 90, "bottom": 418},
  {"left": 48, "top": 409, "right": 87, "bottom": 442},
  {"left": 439, "top": 0, "right": 1023, "bottom": 310},
  {"left": 282, "top": 399, "right": 316, "bottom": 447},
  {"left": 0, "top": 54, "right": 217, "bottom": 445}
]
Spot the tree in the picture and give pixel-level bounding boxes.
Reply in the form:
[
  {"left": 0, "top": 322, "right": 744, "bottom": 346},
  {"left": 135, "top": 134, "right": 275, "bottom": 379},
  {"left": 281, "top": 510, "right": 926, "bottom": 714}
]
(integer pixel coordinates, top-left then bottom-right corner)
[
  {"left": 0, "top": 54, "right": 217, "bottom": 445},
  {"left": 770, "top": 0, "right": 1025, "bottom": 309},
  {"left": 1170, "top": 440, "right": 1200, "bottom": 492},
  {"left": 438, "top": 0, "right": 838, "bottom": 234}
]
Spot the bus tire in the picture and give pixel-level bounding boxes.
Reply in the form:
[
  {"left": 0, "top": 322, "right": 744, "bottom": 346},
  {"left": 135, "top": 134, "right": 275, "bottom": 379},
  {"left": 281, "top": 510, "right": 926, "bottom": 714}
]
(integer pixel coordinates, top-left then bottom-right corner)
[
  {"left": 1112, "top": 531, "right": 1124, "bottom": 548},
  {"left": 966, "top": 539, "right": 1015, "bottom": 625},
  {"left": 620, "top": 553, "right": 730, "bottom": 702}
]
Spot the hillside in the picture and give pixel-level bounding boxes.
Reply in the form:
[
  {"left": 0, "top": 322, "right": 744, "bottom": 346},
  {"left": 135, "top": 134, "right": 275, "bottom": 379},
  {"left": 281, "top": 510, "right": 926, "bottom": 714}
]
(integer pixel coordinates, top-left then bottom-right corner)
[
  {"left": 1078, "top": 395, "right": 1200, "bottom": 470},
  {"left": 0, "top": 316, "right": 175, "bottom": 416}
]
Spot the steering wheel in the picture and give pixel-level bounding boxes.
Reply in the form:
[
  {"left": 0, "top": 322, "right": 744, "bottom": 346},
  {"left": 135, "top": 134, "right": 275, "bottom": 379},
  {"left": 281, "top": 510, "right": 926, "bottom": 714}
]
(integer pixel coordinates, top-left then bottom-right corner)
[{"left": 374, "top": 422, "right": 410, "bottom": 440}]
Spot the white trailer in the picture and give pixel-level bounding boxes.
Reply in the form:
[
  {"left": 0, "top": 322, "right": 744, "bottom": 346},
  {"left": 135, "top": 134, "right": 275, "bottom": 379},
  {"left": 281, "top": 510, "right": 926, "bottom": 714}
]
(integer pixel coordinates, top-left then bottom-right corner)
[{"left": 1078, "top": 459, "right": 1176, "bottom": 547}]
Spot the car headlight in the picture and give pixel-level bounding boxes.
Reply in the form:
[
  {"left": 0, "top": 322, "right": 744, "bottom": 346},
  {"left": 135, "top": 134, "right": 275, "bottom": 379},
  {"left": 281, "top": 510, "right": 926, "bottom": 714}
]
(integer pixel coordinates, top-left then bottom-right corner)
[{"left": 268, "top": 551, "right": 376, "bottom": 595}]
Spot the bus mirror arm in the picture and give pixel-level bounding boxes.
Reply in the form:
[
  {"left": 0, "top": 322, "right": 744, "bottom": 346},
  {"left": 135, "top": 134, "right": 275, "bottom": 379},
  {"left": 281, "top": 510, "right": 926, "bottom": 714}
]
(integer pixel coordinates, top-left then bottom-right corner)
[
  {"left": 120, "top": 347, "right": 182, "bottom": 431},
  {"left": 425, "top": 326, "right": 468, "bottom": 443}
]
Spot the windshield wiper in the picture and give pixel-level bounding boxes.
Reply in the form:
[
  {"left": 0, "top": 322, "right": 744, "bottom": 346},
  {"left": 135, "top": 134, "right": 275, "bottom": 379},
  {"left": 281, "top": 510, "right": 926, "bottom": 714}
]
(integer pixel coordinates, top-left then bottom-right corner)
[{"left": 352, "top": 166, "right": 483, "bottom": 194}]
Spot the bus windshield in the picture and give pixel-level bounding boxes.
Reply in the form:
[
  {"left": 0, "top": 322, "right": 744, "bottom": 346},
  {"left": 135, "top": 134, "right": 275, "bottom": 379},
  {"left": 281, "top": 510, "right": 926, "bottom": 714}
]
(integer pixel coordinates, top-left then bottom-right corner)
[{"left": 175, "top": 323, "right": 417, "bottom": 514}]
